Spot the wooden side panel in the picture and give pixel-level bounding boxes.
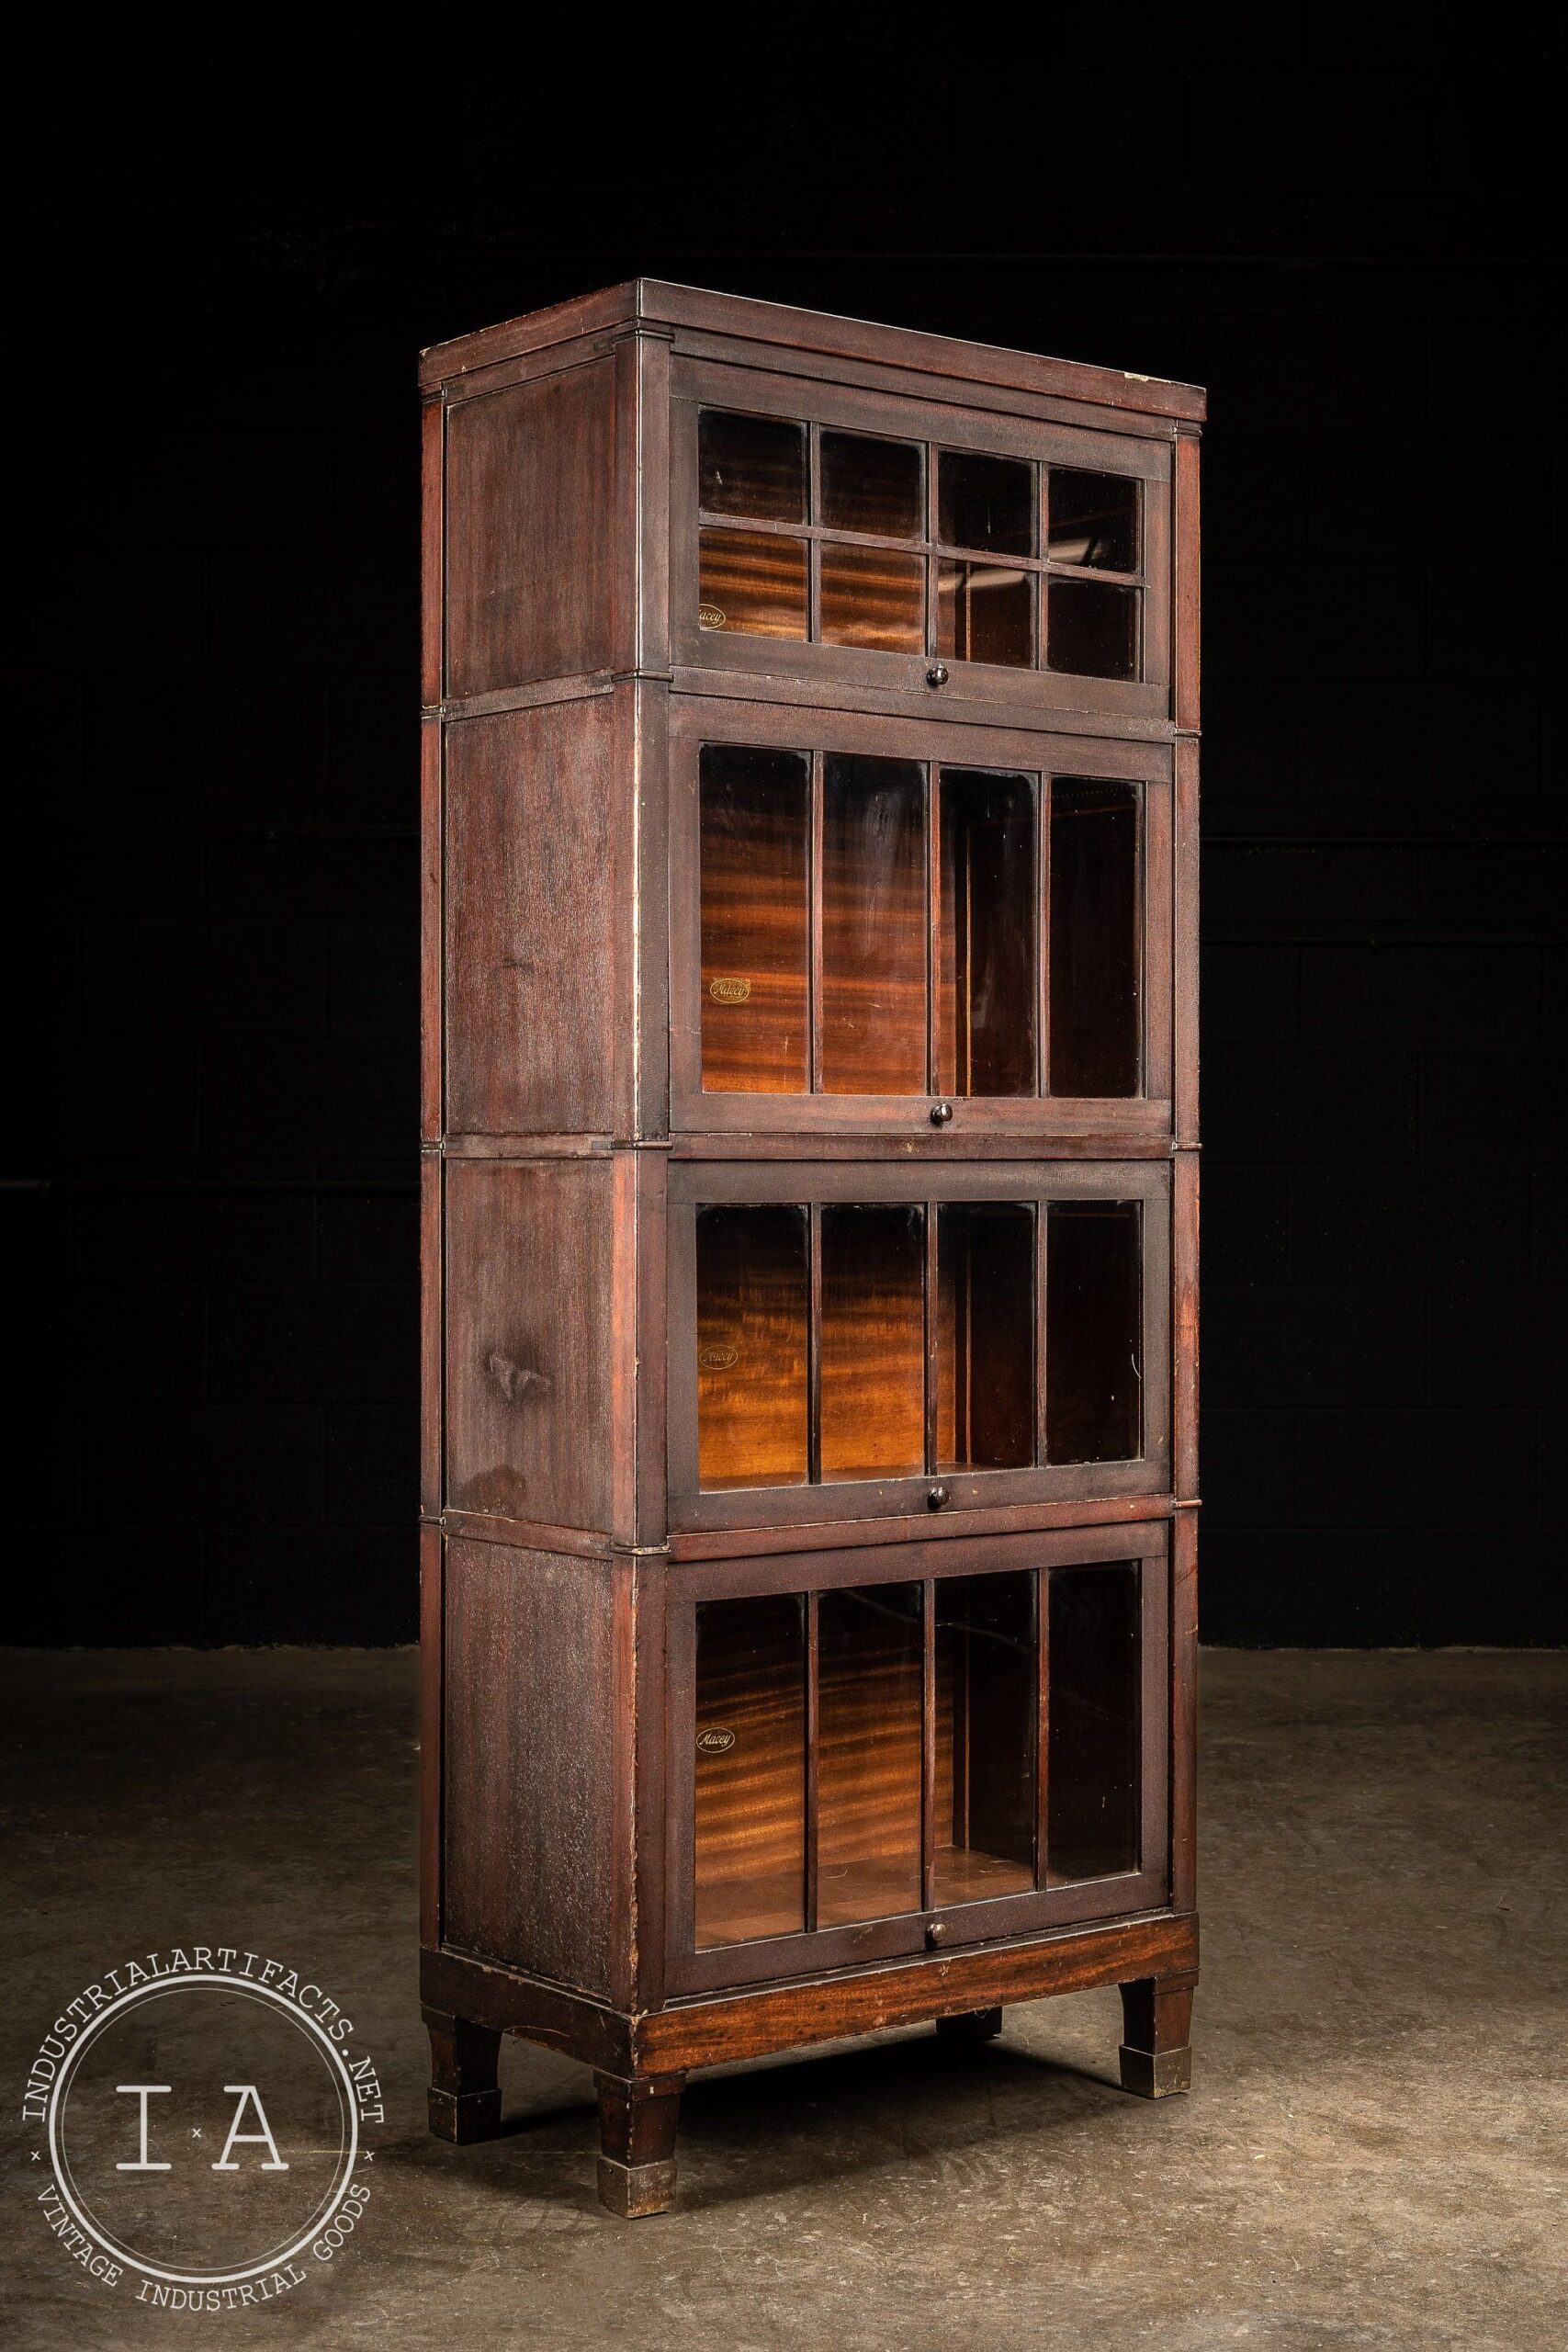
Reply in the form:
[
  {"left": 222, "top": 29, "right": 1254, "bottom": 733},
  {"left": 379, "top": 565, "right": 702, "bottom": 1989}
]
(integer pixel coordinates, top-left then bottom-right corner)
[
  {"left": 1173, "top": 429, "right": 1201, "bottom": 731},
  {"left": 1170, "top": 1507, "right": 1198, "bottom": 1913},
  {"left": 443, "top": 1539, "right": 617, "bottom": 1997},
  {"left": 419, "top": 1526, "right": 444, "bottom": 1949},
  {"left": 444, "top": 358, "right": 620, "bottom": 698},
  {"left": 445, "top": 1159, "right": 615, "bottom": 1532},
  {"left": 445, "top": 694, "right": 626, "bottom": 1137},
  {"left": 1173, "top": 1149, "right": 1199, "bottom": 1502}
]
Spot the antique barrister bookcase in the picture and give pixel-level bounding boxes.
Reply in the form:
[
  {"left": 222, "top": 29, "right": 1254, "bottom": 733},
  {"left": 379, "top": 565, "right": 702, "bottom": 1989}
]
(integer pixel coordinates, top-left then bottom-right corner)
[{"left": 418, "top": 283, "right": 1202, "bottom": 2217}]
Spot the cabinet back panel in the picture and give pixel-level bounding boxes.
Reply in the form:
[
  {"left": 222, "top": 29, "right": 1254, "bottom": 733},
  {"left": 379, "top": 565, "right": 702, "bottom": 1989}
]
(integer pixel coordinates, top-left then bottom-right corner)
[
  {"left": 446, "top": 1159, "right": 615, "bottom": 1532},
  {"left": 444, "top": 359, "right": 619, "bottom": 697},
  {"left": 445, "top": 695, "right": 626, "bottom": 1136},
  {"left": 443, "top": 1539, "right": 616, "bottom": 1997}
]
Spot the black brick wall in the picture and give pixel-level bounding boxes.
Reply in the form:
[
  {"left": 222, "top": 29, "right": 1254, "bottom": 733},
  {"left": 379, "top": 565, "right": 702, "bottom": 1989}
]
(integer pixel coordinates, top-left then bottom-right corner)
[{"left": 9, "top": 46, "right": 1561, "bottom": 1643}]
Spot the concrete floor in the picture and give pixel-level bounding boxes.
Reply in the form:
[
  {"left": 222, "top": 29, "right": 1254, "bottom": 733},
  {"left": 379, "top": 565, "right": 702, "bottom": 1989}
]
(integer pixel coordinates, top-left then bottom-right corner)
[{"left": 3, "top": 1648, "right": 1563, "bottom": 2351}]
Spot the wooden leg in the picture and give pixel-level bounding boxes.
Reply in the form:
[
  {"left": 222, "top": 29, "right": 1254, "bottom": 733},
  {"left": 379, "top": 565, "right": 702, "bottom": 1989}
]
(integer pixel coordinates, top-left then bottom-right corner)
[
  {"left": 1118, "top": 1976, "right": 1194, "bottom": 2098},
  {"left": 594, "top": 2072, "right": 684, "bottom": 2218},
  {"left": 423, "top": 2007, "right": 503, "bottom": 2143},
  {"left": 935, "top": 2007, "right": 1004, "bottom": 2044}
]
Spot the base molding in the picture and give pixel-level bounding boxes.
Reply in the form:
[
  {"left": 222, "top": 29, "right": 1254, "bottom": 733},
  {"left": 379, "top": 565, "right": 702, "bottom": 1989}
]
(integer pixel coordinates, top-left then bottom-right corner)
[{"left": 421, "top": 1909, "right": 1198, "bottom": 2078}]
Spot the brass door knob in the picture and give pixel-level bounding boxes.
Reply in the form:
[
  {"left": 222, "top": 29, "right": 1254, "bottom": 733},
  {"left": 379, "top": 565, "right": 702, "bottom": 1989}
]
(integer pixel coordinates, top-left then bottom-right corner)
[
  {"left": 930, "top": 1101, "right": 953, "bottom": 1125},
  {"left": 926, "top": 662, "right": 949, "bottom": 687},
  {"left": 928, "top": 1484, "right": 950, "bottom": 1511},
  {"left": 926, "top": 1920, "right": 948, "bottom": 1949}
]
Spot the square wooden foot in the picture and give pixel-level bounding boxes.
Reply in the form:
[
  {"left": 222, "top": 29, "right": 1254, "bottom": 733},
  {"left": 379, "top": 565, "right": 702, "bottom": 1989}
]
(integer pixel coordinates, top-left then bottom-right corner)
[
  {"left": 424, "top": 2007, "right": 503, "bottom": 2143},
  {"left": 594, "top": 2070, "right": 683, "bottom": 2220},
  {"left": 596, "top": 2155, "right": 678, "bottom": 2218},
  {"left": 935, "top": 2007, "right": 1004, "bottom": 2043},
  {"left": 1118, "top": 1977, "right": 1194, "bottom": 2099}
]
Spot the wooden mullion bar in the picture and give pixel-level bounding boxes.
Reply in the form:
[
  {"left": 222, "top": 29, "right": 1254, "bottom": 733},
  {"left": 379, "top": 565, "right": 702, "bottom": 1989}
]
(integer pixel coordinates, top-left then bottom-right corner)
[
  {"left": 807, "top": 424, "right": 823, "bottom": 643},
  {"left": 807, "top": 1201, "right": 823, "bottom": 1487},
  {"left": 1035, "top": 1566, "right": 1051, "bottom": 1887},
  {"left": 923, "top": 1202, "right": 940, "bottom": 1478},
  {"left": 926, "top": 763, "right": 941, "bottom": 1096},
  {"left": 1037, "top": 773, "right": 1051, "bottom": 1100},
  {"left": 920, "top": 1578, "right": 937, "bottom": 1913},
  {"left": 805, "top": 1589, "right": 820, "bottom": 1933},
  {"left": 808, "top": 751, "right": 824, "bottom": 1095},
  {"left": 1034, "top": 1202, "right": 1049, "bottom": 1468}
]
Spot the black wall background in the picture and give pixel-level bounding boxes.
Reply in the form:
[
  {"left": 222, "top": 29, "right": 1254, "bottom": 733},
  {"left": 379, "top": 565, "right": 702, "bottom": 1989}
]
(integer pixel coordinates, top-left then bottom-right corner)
[{"left": 7, "top": 40, "right": 1562, "bottom": 1645}]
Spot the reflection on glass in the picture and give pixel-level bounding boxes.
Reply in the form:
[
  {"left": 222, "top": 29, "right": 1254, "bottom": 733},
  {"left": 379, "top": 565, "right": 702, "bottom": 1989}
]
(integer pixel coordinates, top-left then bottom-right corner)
[
  {"left": 699, "top": 528, "right": 808, "bottom": 639},
  {"left": 694, "top": 1594, "right": 807, "bottom": 1947},
  {"left": 1047, "top": 469, "right": 1140, "bottom": 571},
  {"left": 1049, "top": 781, "right": 1140, "bottom": 1097},
  {"left": 937, "top": 561, "right": 1035, "bottom": 667},
  {"left": 937, "top": 1205, "right": 1036, "bottom": 1470},
  {"left": 697, "top": 1205, "right": 809, "bottom": 1489},
  {"left": 1045, "top": 1203, "right": 1143, "bottom": 1464},
  {"left": 938, "top": 769, "right": 1037, "bottom": 1097},
  {"left": 1047, "top": 1565, "right": 1140, "bottom": 1882},
  {"left": 934, "top": 1572, "right": 1036, "bottom": 1904},
  {"left": 699, "top": 410, "right": 807, "bottom": 522},
  {"left": 700, "top": 746, "right": 809, "bottom": 1094},
  {"left": 938, "top": 449, "right": 1033, "bottom": 555},
  {"left": 819, "top": 1207, "right": 926, "bottom": 1481},
  {"left": 820, "top": 545, "right": 925, "bottom": 651},
  {"left": 820, "top": 431, "right": 922, "bottom": 537},
  {"left": 818, "top": 1583, "right": 923, "bottom": 1925},
  {"left": 820, "top": 755, "right": 928, "bottom": 1093},
  {"left": 1047, "top": 579, "right": 1138, "bottom": 680}
]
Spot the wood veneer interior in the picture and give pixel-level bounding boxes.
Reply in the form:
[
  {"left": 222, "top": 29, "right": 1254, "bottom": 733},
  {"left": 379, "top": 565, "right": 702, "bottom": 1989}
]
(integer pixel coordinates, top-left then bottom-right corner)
[
  {"left": 699, "top": 745, "right": 810, "bottom": 1094},
  {"left": 819, "top": 754, "right": 927, "bottom": 1094},
  {"left": 696, "top": 1204, "right": 809, "bottom": 1489}
]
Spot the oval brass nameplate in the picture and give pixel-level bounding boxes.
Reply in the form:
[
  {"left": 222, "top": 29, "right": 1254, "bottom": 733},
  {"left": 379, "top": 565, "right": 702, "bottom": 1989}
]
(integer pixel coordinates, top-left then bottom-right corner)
[
  {"left": 696, "top": 1727, "right": 737, "bottom": 1756},
  {"left": 698, "top": 605, "right": 727, "bottom": 629},
  {"left": 708, "top": 976, "right": 751, "bottom": 1004},
  {"left": 699, "top": 1343, "right": 739, "bottom": 1371}
]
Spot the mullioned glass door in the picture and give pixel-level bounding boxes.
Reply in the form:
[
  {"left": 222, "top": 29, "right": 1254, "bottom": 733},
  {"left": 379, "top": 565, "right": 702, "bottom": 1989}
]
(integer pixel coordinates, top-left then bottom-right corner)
[
  {"left": 667, "top": 1161, "right": 1170, "bottom": 1534},
  {"left": 667, "top": 1526, "right": 1169, "bottom": 1995},
  {"left": 669, "top": 703, "right": 1172, "bottom": 1141},
  {"left": 668, "top": 362, "right": 1173, "bottom": 727}
]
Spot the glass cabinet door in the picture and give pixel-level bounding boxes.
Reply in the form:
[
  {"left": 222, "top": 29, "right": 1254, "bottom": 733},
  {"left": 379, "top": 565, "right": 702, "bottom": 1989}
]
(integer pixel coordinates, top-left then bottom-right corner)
[
  {"left": 671, "top": 369, "right": 1172, "bottom": 722},
  {"left": 674, "top": 713, "right": 1171, "bottom": 1138},
  {"left": 671, "top": 1163, "right": 1169, "bottom": 1534},
  {"left": 672, "top": 1531, "right": 1168, "bottom": 1994}
]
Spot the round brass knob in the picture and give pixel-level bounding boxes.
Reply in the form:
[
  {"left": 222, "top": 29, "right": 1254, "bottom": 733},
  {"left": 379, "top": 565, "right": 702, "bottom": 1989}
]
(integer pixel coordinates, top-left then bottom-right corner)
[
  {"left": 930, "top": 1101, "right": 953, "bottom": 1126},
  {"left": 926, "top": 1920, "right": 948, "bottom": 1949},
  {"left": 926, "top": 662, "right": 949, "bottom": 688},
  {"left": 928, "top": 1484, "right": 950, "bottom": 1511}
]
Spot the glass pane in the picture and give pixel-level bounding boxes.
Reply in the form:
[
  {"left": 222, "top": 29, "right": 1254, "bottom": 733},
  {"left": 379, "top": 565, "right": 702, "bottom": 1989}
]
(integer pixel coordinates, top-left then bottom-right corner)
[
  {"left": 1045, "top": 1203, "right": 1143, "bottom": 1464},
  {"left": 820, "top": 545, "right": 925, "bottom": 651},
  {"left": 820, "top": 1206, "right": 925, "bottom": 1482},
  {"left": 818, "top": 1583, "right": 923, "bottom": 1926},
  {"left": 699, "top": 410, "right": 807, "bottom": 522},
  {"left": 820, "top": 755, "right": 928, "bottom": 1094},
  {"left": 820, "top": 431, "right": 922, "bottom": 537},
  {"left": 1047, "top": 580, "right": 1138, "bottom": 680},
  {"left": 937, "top": 561, "right": 1035, "bottom": 668},
  {"left": 1047, "top": 469, "right": 1140, "bottom": 571},
  {"left": 934, "top": 1571, "right": 1036, "bottom": 1905},
  {"left": 694, "top": 1594, "right": 807, "bottom": 1947},
  {"left": 938, "top": 769, "right": 1038, "bottom": 1097},
  {"left": 1047, "top": 1565, "right": 1140, "bottom": 1882},
  {"left": 699, "top": 745, "right": 809, "bottom": 1095},
  {"left": 938, "top": 449, "right": 1033, "bottom": 556},
  {"left": 699, "top": 528, "right": 807, "bottom": 640},
  {"left": 697, "top": 1205, "right": 808, "bottom": 1489},
  {"left": 937, "top": 1204, "right": 1036, "bottom": 1471},
  {"left": 1049, "top": 781, "right": 1140, "bottom": 1098}
]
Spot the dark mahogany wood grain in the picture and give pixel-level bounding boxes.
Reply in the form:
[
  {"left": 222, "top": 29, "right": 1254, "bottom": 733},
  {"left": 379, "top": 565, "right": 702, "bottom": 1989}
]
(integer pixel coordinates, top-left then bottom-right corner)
[
  {"left": 444, "top": 1159, "right": 617, "bottom": 1532},
  {"left": 444, "top": 694, "right": 629, "bottom": 1140},
  {"left": 442, "top": 1538, "right": 620, "bottom": 1998},
  {"left": 444, "top": 359, "right": 621, "bottom": 698}
]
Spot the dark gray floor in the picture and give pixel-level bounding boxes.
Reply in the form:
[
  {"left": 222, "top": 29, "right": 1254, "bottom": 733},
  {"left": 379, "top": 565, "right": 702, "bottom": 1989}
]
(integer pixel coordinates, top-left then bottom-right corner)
[{"left": 4, "top": 1648, "right": 1564, "bottom": 2350}]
